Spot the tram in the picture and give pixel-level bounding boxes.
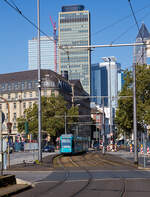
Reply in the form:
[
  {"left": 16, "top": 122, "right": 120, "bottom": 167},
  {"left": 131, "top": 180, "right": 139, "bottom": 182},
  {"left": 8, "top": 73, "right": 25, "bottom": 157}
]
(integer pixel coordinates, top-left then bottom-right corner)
[{"left": 60, "top": 134, "right": 88, "bottom": 154}]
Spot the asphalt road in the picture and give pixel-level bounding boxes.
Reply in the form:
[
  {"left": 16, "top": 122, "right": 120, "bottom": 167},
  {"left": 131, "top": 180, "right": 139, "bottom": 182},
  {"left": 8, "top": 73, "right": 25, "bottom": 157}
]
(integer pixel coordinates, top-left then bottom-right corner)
[
  {"left": 10, "top": 170, "right": 150, "bottom": 197},
  {"left": 2, "top": 152, "right": 150, "bottom": 197},
  {"left": 5, "top": 151, "right": 150, "bottom": 197}
]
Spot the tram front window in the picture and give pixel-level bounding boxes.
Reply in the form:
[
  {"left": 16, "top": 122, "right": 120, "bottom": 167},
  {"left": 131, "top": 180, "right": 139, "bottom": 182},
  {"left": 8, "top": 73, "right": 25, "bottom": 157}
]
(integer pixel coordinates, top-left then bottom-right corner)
[{"left": 62, "top": 139, "right": 71, "bottom": 147}]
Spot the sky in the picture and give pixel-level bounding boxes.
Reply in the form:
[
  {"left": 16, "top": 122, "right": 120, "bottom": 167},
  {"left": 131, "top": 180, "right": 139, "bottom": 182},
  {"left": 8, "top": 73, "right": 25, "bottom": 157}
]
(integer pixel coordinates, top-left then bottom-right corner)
[{"left": 0, "top": 0, "right": 150, "bottom": 74}]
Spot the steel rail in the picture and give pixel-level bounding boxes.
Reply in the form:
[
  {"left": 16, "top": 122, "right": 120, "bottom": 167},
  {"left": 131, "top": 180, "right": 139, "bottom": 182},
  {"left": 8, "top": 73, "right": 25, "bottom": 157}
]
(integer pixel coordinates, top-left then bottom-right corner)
[
  {"left": 69, "top": 155, "right": 93, "bottom": 197},
  {"left": 42, "top": 154, "right": 70, "bottom": 194}
]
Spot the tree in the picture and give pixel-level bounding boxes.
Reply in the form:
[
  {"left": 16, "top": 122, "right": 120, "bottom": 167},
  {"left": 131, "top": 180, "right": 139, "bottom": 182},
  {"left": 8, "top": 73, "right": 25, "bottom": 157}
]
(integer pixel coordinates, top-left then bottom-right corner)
[
  {"left": 115, "top": 65, "right": 150, "bottom": 137},
  {"left": 17, "top": 95, "right": 79, "bottom": 138}
]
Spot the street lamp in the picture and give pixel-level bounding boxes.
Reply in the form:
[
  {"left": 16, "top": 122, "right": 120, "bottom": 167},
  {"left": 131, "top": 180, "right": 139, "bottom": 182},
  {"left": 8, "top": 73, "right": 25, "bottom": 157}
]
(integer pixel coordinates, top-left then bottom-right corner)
[{"left": 101, "top": 56, "right": 116, "bottom": 146}]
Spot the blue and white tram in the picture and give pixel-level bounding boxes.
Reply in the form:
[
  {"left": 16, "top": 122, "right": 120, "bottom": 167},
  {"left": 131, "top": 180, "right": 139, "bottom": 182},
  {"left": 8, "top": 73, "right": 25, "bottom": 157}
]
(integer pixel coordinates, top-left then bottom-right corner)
[{"left": 60, "top": 134, "right": 88, "bottom": 154}]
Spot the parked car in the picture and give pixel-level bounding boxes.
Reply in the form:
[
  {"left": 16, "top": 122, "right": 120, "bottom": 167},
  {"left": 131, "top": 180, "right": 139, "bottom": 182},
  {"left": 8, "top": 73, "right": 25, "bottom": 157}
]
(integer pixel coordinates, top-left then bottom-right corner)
[{"left": 43, "top": 145, "right": 55, "bottom": 152}]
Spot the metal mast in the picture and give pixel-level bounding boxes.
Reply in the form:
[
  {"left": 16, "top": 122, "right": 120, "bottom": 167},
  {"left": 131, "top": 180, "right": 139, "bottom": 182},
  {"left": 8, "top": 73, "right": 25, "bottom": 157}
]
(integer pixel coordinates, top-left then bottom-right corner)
[
  {"left": 50, "top": 16, "right": 57, "bottom": 72},
  {"left": 37, "top": 0, "right": 42, "bottom": 162}
]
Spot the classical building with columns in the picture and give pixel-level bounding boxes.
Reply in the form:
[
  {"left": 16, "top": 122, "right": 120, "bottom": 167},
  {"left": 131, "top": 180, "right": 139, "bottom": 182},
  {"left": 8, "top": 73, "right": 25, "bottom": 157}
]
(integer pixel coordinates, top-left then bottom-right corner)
[{"left": 0, "top": 69, "right": 91, "bottom": 141}]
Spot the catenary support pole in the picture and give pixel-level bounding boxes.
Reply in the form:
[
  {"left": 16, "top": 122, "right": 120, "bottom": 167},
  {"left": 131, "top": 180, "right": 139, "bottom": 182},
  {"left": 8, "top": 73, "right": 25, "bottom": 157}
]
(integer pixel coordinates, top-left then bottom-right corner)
[
  {"left": 108, "top": 58, "right": 113, "bottom": 144},
  {"left": 65, "top": 112, "right": 67, "bottom": 134},
  {"left": 37, "top": 0, "right": 42, "bottom": 162},
  {"left": 102, "top": 97, "right": 105, "bottom": 154},
  {"left": 133, "top": 63, "right": 138, "bottom": 165}
]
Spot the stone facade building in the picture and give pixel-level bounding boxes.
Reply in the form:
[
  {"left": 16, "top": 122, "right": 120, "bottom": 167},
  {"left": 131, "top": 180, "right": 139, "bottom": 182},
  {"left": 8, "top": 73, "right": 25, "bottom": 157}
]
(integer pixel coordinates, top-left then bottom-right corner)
[{"left": 0, "top": 69, "right": 91, "bottom": 142}]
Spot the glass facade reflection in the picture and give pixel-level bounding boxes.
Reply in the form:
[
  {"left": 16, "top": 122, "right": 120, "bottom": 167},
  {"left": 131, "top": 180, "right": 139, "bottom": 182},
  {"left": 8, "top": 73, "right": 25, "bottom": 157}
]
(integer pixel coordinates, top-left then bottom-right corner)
[
  {"left": 28, "top": 36, "right": 55, "bottom": 71},
  {"left": 58, "top": 7, "right": 91, "bottom": 94}
]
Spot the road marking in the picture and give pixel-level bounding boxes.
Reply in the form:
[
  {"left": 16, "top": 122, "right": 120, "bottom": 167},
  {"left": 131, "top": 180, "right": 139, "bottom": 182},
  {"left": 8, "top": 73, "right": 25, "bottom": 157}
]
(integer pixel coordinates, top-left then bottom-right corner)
[
  {"left": 6, "top": 169, "right": 150, "bottom": 173},
  {"left": 5, "top": 171, "right": 54, "bottom": 173},
  {"left": 34, "top": 177, "right": 150, "bottom": 184}
]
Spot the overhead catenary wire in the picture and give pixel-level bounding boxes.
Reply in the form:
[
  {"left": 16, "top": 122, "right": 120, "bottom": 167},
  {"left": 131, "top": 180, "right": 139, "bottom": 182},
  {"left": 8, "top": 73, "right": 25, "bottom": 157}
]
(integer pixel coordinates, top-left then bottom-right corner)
[
  {"left": 128, "top": 0, "right": 144, "bottom": 44},
  {"left": 110, "top": 10, "right": 150, "bottom": 45},
  {"left": 3, "top": 0, "right": 53, "bottom": 41},
  {"left": 128, "top": 1, "right": 147, "bottom": 65},
  {"left": 4, "top": 0, "right": 149, "bottom": 65},
  {"left": 93, "top": 2, "right": 150, "bottom": 36}
]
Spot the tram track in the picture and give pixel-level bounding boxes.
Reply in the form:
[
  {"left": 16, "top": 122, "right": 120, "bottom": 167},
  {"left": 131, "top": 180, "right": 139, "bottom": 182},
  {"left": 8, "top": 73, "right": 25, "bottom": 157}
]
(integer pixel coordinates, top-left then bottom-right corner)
[
  {"left": 50, "top": 152, "right": 134, "bottom": 196},
  {"left": 69, "top": 155, "right": 93, "bottom": 197},
  {"left": 120, "top": 179, "right": 126, "bottom": 197},
  {"left": 68, "top": 153, "right": 128, "bottom": 197},
  {"left": 41, "top": 154, "right": 70, "bottom": 194}
]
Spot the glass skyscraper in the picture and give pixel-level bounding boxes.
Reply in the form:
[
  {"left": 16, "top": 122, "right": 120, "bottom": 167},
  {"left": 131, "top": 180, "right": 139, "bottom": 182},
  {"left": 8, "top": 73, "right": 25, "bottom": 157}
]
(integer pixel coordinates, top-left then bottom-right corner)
[
  {"left": 28, "top": 36, "right": 55, "bottom": 71},
  {"left": 58, "top": 5, "right": 91, "bottom": 94},
  {"left": 91, "top": 60, "right": 122, "bottom": 108}
]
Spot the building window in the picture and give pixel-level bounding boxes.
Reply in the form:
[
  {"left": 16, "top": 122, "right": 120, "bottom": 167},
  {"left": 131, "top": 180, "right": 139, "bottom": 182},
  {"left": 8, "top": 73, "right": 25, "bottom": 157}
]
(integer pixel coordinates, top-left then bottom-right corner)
[
  {"left": 24, "top": 92, "right": 26, "bottom": 98},
  {"left": 13, "top": 122, "right": 16, "bottom": 129},
  {"left": 21, "top": 82, "right": 25, "bottom": 90},
  {"left": 23, "top": 102, "right": 26, "bottom": 109},
  {"left": 29, "top": 102, "right": 32, "bottom": 107},
  {"left": 8, "top": 94, "right": 10, "bottom": 99},
  {"left": 36, "top": 91, "right": 38, "bottom": 97},
  {"left": 13, "top": 112, "right": 16, "bottom": 121},
  {"left": 15, "top": 93, "right": 18, "bottom": 99},
  {"left": 8, "top": 84, "right": 11, "bottom": 91},
  {"left": 28, "top": 82, "right": 32, "bottom": 89},
  {"left": 14, "top": 103, "right": 16, "bottom": 109},
  {"left": 29, "top": 92, "right": 32, "bottom": 97},
  {"left": 6, "top": 103, "right": 8, "bottom": 109},
  {"left": 14, "top": 83, "right": 19, "bottom": 90},
  {"left": 6, "top": 113, "right": 8, "bottom": 121}
]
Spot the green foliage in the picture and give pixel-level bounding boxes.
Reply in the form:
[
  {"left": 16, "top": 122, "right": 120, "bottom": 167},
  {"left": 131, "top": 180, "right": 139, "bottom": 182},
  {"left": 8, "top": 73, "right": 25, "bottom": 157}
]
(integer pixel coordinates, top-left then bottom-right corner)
[
  {"left": 67, "top": 105, "right": 79, "bottom": 131},
  {"left": 17, "top": 95, "right": 79, "bottom": 138},
  {"left": 115, "top": 65, "right": 150, "bottom": 136}
]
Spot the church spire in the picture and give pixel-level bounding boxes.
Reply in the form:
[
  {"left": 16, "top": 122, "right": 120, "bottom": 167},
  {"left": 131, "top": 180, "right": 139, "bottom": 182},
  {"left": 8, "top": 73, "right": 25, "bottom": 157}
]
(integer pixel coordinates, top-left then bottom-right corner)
[{"left": 136, "top": 23, "right": 150, "bottom": 39}]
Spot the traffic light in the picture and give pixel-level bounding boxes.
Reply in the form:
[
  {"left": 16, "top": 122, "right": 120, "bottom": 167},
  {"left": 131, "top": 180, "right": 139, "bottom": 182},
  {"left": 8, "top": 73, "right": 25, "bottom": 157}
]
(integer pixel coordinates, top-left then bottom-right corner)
[{"left": 25, "top": 121, "right": 29, "bottom": 134}]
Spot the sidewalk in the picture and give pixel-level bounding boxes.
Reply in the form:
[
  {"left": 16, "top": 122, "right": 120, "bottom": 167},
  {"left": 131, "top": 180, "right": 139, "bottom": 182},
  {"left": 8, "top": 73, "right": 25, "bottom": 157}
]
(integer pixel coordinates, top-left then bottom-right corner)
[
  {"left": 0, "top": 154, "right": 59, "bottom": 196},
  {"left": 6, "top": 153, "right": 59, "bottom": 171},
  {"left": 108, "top": 149, "right": 150, "bottom": 169}
]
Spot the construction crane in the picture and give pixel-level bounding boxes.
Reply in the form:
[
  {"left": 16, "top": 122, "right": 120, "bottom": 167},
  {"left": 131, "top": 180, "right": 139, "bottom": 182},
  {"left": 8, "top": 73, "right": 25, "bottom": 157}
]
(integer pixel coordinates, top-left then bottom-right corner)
[{"left": 50, "top": 16, "right": 57, "bottom": 73}]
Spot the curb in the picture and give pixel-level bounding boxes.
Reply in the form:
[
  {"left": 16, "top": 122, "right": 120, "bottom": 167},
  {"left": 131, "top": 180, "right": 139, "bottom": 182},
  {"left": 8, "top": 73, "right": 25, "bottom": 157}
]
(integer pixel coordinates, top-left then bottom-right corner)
[
  {"left": 16, "top": 178, "right": 35, "bottom": 187},
  {"left": 138, "top": 166, "right": 150, "bottom": 170},
  {"left": 0, "top": 182, "right": 32, "bottom": 197}
]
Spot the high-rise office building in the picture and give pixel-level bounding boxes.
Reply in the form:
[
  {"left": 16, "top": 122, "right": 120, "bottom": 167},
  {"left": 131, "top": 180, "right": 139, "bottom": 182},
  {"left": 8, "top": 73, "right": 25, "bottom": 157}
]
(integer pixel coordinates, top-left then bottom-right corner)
[
  {"left": 91, "top": 59, "right": 122, "bottom": 108},
  {"left": 91, "top": 64, "right": 108, "bottom": 106},
  {"left": 58, "top": 5, "right": 91, "bottom": 94},
  {"left": 28, "top": 36, "right": 56, "bottom": 71},
  {"left": 133, "top": 23, "right": 150, "bottom": 65}
]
